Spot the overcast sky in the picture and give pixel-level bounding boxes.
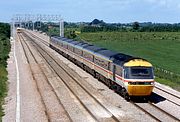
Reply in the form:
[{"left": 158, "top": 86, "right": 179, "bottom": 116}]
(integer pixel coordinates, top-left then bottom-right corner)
[{"left": 0, "top": 0, "right": 180, "bottom": 23}]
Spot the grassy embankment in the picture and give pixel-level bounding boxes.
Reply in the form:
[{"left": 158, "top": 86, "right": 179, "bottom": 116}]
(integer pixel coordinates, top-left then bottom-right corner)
[
  {"left": 77, "top": 32, "right": 180, "bottom": 90},
  {"left": 0, "top": 23, "right": 10, "bottom": 120}
]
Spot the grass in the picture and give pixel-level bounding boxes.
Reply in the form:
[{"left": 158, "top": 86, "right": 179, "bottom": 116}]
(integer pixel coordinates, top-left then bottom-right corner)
[
  {"left": 0, "top": 66, "right": 8, "bottom": 118},
  {"left": 77, "top": 32, "right": 180, "bottom": 90},
  {"left": 0, "top": 35, "right": 10, "bottom": 120}
]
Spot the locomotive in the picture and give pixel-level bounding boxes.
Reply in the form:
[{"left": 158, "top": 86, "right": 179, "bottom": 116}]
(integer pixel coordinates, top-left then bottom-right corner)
[
  {"left": 49, "top": 36, "right": 155, "bottom": 100},
  {"left": 16, "top": 27, "right": 21, "bottom": 33}
]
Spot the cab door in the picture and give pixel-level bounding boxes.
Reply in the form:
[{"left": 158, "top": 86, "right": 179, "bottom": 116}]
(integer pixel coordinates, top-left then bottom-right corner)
[{"left": 113, "top": 65, "right": 116, "bottom": 81}]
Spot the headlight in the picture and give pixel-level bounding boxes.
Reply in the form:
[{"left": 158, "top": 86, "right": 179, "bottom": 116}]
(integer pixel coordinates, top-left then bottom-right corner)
[
  {"left": 128, "top": 82, "right": 136, "bottom": 85},
  {"left": 150, "top": 82, "right": 155, "bottom": 85}
]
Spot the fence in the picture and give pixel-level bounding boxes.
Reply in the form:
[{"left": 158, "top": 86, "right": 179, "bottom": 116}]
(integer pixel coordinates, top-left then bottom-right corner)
[{"left": 154, "top": 66, "right": 180, "bottom": 84}]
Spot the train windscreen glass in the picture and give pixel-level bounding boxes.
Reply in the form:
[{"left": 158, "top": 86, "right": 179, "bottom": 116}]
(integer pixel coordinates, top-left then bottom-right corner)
[{"left": 124, "top": 67, "right": 154, "bottom": 79}]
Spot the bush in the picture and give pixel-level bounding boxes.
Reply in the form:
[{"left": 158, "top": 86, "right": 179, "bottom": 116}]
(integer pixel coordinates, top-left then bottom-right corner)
[{"left": 0, "top": 23, "right": 10, "bottom": 120}]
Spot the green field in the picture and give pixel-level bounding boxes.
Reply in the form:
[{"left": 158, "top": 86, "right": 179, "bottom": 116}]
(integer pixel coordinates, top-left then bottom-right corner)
[
  {"left": 77, "top": 32, "right": 180, "bottom": 90},
  {"left": 0, "top": 23, "right": 10, "bottom": 120}
]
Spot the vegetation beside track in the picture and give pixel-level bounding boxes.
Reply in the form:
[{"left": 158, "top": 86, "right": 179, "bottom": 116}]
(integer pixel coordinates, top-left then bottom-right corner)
[
  {"left": 0, "top": 23, "right": 10, "bottom": 120},
  {"left": 76, "top": 32, "right": 180, "bottom": 91}
]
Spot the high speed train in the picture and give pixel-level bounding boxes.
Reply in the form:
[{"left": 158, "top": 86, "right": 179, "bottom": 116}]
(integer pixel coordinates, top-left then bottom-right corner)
[
  {"left": 49, "top": 36, "right": 155, "bottom": 100},
  {"left": 17, "top": 27, "right": 22, "bottom": 33}
]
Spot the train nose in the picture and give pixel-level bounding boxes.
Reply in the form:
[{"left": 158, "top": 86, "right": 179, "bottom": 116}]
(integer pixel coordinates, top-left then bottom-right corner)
[{"left": 127, "top": 85, "right": 154, "bottom": 96}]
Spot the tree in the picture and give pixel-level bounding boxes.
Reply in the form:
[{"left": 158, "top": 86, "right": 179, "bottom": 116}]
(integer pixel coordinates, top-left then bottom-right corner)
[{"left": 132, "top": 22, "right": 140, "bottom": 30}]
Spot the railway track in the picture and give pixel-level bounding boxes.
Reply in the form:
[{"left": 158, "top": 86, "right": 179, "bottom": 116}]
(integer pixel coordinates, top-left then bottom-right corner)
[
  {"left": 151, "top": 90, "right": 180, "bottom": 108},
  {"left": 25, "top": 31, "right": 49, "bottom": 46},
  {"left": 22, "top": 32, "right": 122, "bottom": 122},
  {"left": 155, "top": 86, "right": 180, "bottom": 99},
  {"left": 17, "top": 33, "right": 50, "bottom": 121},
  {"left": 24, "top": 30, "right": 180, "bottom": 121},
  {"left": 131, "top": 101, "right": 180, "bottom": 122},
  {"left": 148, "top": 102, "right": 179, "bottom": 121},
  {"left": 154, "top": 86, "right": 180, "bottom": 106},
  {"left": 17, "top": 33, "right": 72, "bottom": 122}
]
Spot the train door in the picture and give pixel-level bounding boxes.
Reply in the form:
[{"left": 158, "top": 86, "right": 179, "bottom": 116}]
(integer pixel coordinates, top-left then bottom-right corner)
[{"left": 113, "top": 65, "right": 116, "bottom": 81}]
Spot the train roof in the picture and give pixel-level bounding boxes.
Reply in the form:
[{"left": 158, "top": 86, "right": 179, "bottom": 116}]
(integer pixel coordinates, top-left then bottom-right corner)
[
  {"left": 52, "top": 36, "right": 68, "bottom": 42},
  {"left": 94, "top": 49, "right": 134, "bottom": 66},
  {"left": 95, "top": 50, "right": 119, "bottom": 59},
  {"left": 51, "top": 36, "right": 59, "bottom": 39},
  {"left": 83, "top": 45, "right": 106, "bottom": 53},
  {"left": 111, "top": 53, "right": 134, "bottom": 66},
  {"left": 63, "top": 38, "right": 73, "bottom": 42},
  {"left": 69, "top": 40, "right": 82, "bottom": 45},
  {"left": 60, "top": 38, "right": 74, "bottom": 43},
  {"left": 51, "top": 36, "right": 148, "bottom": 66},
  {"left": 55, "top": 36, "right": 69, "bottom": 41},
  {"left": 75, "top": 42, "right": 92, "bottom": 49}
]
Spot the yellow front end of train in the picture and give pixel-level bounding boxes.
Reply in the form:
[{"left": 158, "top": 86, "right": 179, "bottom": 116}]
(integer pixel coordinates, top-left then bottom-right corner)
[
  {"left": 123, "top": 59, "right": 155, "bottom": 96},
  {"left": 127, "top": 83, "right": 154, "bottom": 96}
]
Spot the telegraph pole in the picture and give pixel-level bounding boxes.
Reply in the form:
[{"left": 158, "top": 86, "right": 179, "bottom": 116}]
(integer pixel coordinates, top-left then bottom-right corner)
[
  {"left": 60, "top": 19, "right": 64, "bottom": 37},
  {"left": 60, "top": 20, "right": 62, "bottom": 37}
]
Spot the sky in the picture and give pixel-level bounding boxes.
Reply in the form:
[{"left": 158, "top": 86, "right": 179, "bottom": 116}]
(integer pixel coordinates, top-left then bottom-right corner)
[{"left": 0, "top": 0, "right": 180, "bottom": 23}]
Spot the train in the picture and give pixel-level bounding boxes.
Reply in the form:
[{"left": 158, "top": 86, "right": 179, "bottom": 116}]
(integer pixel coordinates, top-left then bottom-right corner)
[
  {"left": 49, "top": 36, "right": 155, "bottom": 100},
  {"left": 17, "top": 28, "right": 22, "bottom": 33}
]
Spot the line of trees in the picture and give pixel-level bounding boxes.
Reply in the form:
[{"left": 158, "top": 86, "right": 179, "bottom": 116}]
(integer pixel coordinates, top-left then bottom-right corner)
[
  {"left": 80, "top": 20, "right": 180, "bottom": 33},
  {"left": 0, "top": 23, "right": 10, "bottom": 66},
  {"left": 80, "top": 23, "right": 180, "bottom": 33},
  {"left": 80, "top": 26, "right": 126, "bottom": 32},
  {"left": 0, "top": 23, "right": 10, "bottom": 38}
]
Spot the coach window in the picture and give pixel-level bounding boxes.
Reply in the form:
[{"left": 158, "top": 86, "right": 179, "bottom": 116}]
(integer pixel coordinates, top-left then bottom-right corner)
[
  {"left": 62, "top": 43, "right": 65, "bottom": 48},
  {"left": 94, "top": 57, "right": 100, "bottom": 66},
  {"left": 67, "top": 45, "right": 70, "bottom": 50},
  {"left": 103, "top": 61, "right": 109, "bottom": 70},
  {"left": 115, "top": 65, "right": 122, "bottom": 76},
  {"left": 71, "top": 46, "right": 74, "bottom": 52},
  {"left": 94, "top": 57, "right": 108, "bottom": 70},
  {"left": 74, "top": 48, "right": 78, "bottom": 54},
  {"left": 68, "top": 45, "right": 73, "bottom": 52},
  {"left": 110, "top": 63, "right": 114, "bottom": 72},
  {"left": 75, "top": 48, "right": 82, "bottom": 56},
  {"left": 65, "top": 44, "right": 68, "bottom": 49},
  {"left": 58, "top": 42, "right": 62, "bottom": 47},
  {"left": 102, "top": 59, "right": 109, "bottom": 70},
  {"left": 63, "top": 43, "right": 67, "bottom": 49},
  {"left": 60, "top": 42, "right": 63, "bottom": 47},
  {"left": 83, "top": 52, "right": 93, "bottom": 61}
]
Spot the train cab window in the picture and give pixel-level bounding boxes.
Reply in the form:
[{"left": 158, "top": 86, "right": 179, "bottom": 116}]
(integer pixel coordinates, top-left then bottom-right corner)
[
  {"left": 131, "top": 67, "right": 150, "bottom": 76},
  {"left": 124, "top": 67, "right": 154, "bottom": 79}
]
